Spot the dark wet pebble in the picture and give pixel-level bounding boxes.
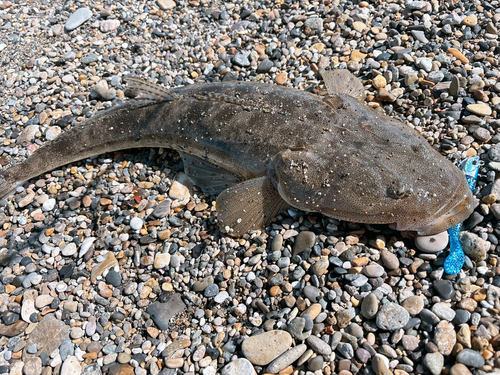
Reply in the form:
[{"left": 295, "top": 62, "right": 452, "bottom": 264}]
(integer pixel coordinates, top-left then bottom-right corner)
[
  {"left": 453, "top": 309, "right": 471, "bottom": 325},
  {"left": 105, "top": 269, "right": 122, "bottom": 287},
  {"left": 257, "top": 58, "right": 273, "bottom": 73},
  {"left": 433, "top": 280, "right": 456, "bottom": 299},
  {"left": 2, "top": 312, "right": 20, "bottom": 326}
]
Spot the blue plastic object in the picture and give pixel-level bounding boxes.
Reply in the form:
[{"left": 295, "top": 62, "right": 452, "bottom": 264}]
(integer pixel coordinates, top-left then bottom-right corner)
[{"left": 444, "top": 156, "right": 480, "bottom": 275}]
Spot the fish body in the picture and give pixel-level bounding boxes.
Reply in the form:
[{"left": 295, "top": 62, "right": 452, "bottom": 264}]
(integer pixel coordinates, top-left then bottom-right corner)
[{"left": 0, "top": 71, "right": 473, "bottom": 236}]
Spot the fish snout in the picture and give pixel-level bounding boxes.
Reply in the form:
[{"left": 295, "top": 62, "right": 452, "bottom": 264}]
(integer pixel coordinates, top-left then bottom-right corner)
[{"left": 394, "top": 187, "right": 475, "bottom": 236}]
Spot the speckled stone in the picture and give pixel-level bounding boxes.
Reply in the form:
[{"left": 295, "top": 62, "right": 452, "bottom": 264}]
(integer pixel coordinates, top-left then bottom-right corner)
[
  {"left": 376, "top": 303, "right": 410, "bottom": 331},
  {"left": 241, "top": 330, "right": 292, "bottom": 366},
  {"left": 434, "top": 321, "right": 456, "bottom": 355},
  {"left": 221, "top": 358, "right": 255, "bottom": 375},
  {"left": 65, "top": 8, "right": 92, "bottom": 31}
]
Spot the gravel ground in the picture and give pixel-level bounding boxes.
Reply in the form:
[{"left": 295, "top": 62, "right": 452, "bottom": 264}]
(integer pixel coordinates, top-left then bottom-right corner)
[{"left": 0, "top": 0, "right": 499, "bottom": 374}]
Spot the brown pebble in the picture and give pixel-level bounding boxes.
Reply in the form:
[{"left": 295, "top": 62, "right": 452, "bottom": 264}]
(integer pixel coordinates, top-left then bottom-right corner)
[
  {"left": 275, "top": 72, "right": 287, "bottom": 85},
  {"left": 270, "top": 286, "right": 282, "bottom": 296}
]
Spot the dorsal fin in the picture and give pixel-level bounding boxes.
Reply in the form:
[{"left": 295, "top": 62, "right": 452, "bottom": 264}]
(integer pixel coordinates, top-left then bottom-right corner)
[
  {"left": 124, "top": 76, "right": 179, "bottom": 101},
  {"left": 321, "top": 69, "right": 365, "bottom": 100}
]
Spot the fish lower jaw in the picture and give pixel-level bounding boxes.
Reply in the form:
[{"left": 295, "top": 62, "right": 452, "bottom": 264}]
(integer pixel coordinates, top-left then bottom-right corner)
[{"left": 392, "top": 193, "right": 474, "bottom": 237}]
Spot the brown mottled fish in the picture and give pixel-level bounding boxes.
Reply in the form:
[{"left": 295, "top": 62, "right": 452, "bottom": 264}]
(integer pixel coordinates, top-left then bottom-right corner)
[{"left": 0, "top": 70, "right": 473, "bottom": 236}]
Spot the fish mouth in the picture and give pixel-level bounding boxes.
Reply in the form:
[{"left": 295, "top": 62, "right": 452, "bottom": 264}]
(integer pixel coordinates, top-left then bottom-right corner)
[{"left": 391, "top": 187, "right": 474, "bottom": 237}]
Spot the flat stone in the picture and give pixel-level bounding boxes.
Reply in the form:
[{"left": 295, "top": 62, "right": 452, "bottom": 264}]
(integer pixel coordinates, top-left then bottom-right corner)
[
  {"left": 287, "top": 317, "right": 310, "bottom": 340},
  {"left": 336, "top": 309, "right": 352, "bottom": 328},
  {"left": 363, "top": 264, "right": 384, "bottom": 277},
  {"left": 152, "top": 199, "right": 171, "bottom": 218},
  {"left": 376, "top": 303, "right": 410, "bottom": 331},
  {"left": 466, "top": 103, "right": 492, "bottom": 116},
  {"left": 415, "top": 231, "right": 448, "bottom": 253},
  {"left": 221, "top": 358, "right": 254, "bottom": 375},
  {"left": 462, "top": 15, "right": 477, "bottom": 26},
  {"left": 146, "top": 293, "right": 186, "bottom": 330},
  {"left": 423, "top": 352, "right": 444, "bottom": 375},
  {"left": 489, "top": 143, "right": 500, "bottom": 162},
  {"left": 23, "top": 314, "right": 70, "bottom": 361},
  {"left": 241, "top": 330, "right": 292, "bottom": 365},
  {"left": 473, "top": 127, "right": 491, "bottom": 142},
  {"left": 456, "top": 349, "right": 485, "bottom": 367},
  {"left": 306, "top": 335, "right": 332, "bottom": 356},
  {"left": 266, "top": 344, "right": 307, "bottom": 374},
  {"left": 65, "top": 8, "right": 92, "bottom": 31},
  {"left": 431, "top": 302, "right": 456, "bottom": 321},
  {"left": 256, "top": 58, "right": 273, "bottom": 73},
  {"left": 93, "top": 85, "right": 116, "bottom": 101}
]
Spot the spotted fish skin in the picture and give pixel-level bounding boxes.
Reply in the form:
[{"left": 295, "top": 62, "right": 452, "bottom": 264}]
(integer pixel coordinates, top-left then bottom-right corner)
[{"left": 0, "top": 73, "right": 473, "bottom": 236}]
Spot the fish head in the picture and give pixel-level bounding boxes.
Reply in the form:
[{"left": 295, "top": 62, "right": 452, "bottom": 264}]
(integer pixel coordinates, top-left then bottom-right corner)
[{"left": 269, "top": 94, "right": 474, "bottom": 236}]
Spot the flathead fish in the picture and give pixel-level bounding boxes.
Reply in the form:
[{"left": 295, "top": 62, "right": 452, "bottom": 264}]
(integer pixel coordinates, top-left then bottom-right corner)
[{"left": 0, "top": 70, "right": 473, "bottom": 236}]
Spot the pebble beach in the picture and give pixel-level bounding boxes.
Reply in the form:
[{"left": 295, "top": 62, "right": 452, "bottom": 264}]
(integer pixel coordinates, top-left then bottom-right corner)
[{"left": 0, "top": 0, "right": 499, "bottom": 374}]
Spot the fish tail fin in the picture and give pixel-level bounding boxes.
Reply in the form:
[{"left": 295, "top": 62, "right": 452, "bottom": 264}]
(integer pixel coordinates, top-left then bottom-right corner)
[
  {"left": 0, "top": 165, "right": 24, "bottom": 199},
  {"left": 124, "top": 76, "right": 179, "bottom": 101}
]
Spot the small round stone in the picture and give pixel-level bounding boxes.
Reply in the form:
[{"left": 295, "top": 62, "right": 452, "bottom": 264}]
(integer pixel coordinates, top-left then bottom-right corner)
[
  {"left": 363, "top": 264, "right": 384, "bottom": 277},
  {"left": 308, "top": 356, "right": 324, "bottom": 371},
  {"left": 415, "top": 231, "right": 449, "bottom": 253},
  {"left": 129, "top": 217, "right": 143, "bottom": 231},
  {"left": 402, "top": 296, "right": 424, "bottom": 315},
  {"left": 361, "top": 293, "right": 379, "bottom": 319}
]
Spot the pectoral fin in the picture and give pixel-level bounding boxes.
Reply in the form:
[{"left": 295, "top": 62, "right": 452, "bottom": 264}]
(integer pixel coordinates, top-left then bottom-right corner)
[
  {"left": 216, "top": 176, "right": 290, "bottom": 236},
  {"left": 125, "top": 76, "right": 179, "bottom": 101},
  {"left": 321, "top": 69, "right": 365, "bottom": 100},
  {"left": 179, "top": 153, "right": 243, "bottom": 195}
]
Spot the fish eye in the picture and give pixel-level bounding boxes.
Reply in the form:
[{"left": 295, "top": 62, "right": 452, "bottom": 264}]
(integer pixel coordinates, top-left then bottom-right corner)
[{"left": 387, "top": 180, "right": 410, "bottom": 199}]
